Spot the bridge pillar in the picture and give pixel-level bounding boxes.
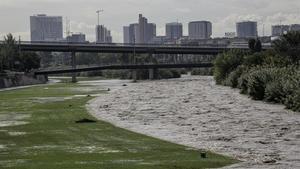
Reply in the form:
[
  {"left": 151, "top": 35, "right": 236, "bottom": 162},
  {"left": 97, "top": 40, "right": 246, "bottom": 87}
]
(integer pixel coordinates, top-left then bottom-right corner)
[
  {"left": 148, "top": 52, "right": 157, "bottom": 80},
  {"left": 71, "top": 51, "right": 77, "bottom": 83},
  {"left": 149, "top": 68, "right": 154, "bottom": 80}
]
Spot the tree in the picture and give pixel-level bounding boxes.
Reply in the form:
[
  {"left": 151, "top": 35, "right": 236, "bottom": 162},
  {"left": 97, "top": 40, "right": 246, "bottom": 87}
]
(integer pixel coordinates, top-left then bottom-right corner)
[
  {"left": 0, "top": 34, "right": 19, "bottom": 71},
  {"left": 254, "top": 39, "right": 262, "bottom": 52},
  {"left": 19, "top": 52, "right": 41, "bottom": 72},
  {"left": 3, "top": 34, "right": 19, "bottom": 70},
  {"left": 248, "top": 38, "right": 262, "bottom": 53},
  {"left": 0, "top": 34, "right": 41, "bottom": 72},
  {"left": 273, "top": 31, "right": 300, "bottom": 64},
  {"left": 248, "top": 39, "right": 256, "bottom": 51}
]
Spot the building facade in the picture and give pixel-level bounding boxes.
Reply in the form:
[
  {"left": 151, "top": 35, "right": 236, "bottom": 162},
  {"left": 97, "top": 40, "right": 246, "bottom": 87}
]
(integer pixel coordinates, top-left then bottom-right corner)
[
  {"left": 123, "top": 14, "right": 156, "bottom": 44},
  {"left": 30, "top": 14, "right": 63, "bottom": 41},
  {"left": 290, "top": 24, "right": 300, "bottom": 31},
  {"left": 66, "top": 33, "right": 86, "bottom": 43},
  {"left": 96, "top": 25, "right": 112, "bottom": 43},
  {"left": 272, "top": 25, "right": 290, "bottom": 36},
  {"left": 123, "top": 26, "right": 130, "bottom": 43},
  {"left": 166, "top": 22, "right": 183, "bottom": 40},
  {"left": 188, "top": 21, "right": 212, "bottom": 39},
  {"left": 236, "top": 21, "right": 257, "bottom": 38}
]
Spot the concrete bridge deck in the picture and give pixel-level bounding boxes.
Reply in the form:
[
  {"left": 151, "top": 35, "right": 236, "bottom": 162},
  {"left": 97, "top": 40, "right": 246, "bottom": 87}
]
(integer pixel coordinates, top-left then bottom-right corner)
[{"left": 35, "top": 63, "right": 213, "bottom": 75}]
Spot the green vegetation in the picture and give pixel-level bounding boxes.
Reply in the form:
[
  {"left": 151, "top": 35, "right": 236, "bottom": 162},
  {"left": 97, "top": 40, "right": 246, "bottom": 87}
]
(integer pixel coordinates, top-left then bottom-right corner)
[
  {"left": 0, "top": 82, "right": 237, "bottom": 169},
  {"left": 0, "top": 34, "right": 40, "bottom": 72},
  {"left": 214, "top": 31, "right": 300, "bottom": 112},
  {"left": 191, "top": 68, "right": 213, "bottom": 76}
]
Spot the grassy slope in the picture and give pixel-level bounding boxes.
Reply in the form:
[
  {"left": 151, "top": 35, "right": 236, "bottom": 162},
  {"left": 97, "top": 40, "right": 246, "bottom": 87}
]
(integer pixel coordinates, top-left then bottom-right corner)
[{"left": 0, "top": 82, "right": 237, "bottom": 169}]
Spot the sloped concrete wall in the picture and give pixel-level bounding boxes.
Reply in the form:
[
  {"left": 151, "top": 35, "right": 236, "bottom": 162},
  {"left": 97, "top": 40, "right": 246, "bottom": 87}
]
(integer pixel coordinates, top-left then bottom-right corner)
[{"left": 0, "top": 72, "right": 47, "bottom": 89}]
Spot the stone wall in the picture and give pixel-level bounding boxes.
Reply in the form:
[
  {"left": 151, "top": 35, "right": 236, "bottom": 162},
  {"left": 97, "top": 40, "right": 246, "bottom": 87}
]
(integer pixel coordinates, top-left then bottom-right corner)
[{"left": 0, "top": 72, "right": 48, "bottom": 89}]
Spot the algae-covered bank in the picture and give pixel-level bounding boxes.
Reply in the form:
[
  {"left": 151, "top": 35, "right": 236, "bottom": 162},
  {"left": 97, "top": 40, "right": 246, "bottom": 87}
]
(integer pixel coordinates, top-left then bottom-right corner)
[{"left": 0, "top": 79, "right": 236, "bottom": 169}]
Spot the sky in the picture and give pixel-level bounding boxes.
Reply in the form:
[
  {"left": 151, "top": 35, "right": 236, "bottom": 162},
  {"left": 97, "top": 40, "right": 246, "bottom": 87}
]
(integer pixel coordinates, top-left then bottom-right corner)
[{"left": 0, "top": 0, "right": 300, "bottom": 42}]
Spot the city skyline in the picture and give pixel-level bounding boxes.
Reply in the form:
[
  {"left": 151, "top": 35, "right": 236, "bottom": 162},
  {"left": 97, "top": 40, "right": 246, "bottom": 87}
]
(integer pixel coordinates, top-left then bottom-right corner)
[{"left": 0, "top": 0, "right": 300, "bottom": 42}]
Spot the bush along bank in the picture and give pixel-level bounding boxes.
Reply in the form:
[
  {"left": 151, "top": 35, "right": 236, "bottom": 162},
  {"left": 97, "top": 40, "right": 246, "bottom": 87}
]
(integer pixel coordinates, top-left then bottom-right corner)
[{"left": 213, "top": 31, "right": 300, "bottom": 112}]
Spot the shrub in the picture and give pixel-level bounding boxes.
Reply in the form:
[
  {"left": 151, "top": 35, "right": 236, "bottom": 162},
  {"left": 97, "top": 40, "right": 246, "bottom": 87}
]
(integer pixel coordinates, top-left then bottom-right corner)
[
  {"left": 224, "top": 66, "right": 246, "bottom": 88},
  {"left": 169, "top": 69, "right": 181, "bottom": 78},
  {"left": 273, "top": 31, "right": 300, "bottom": 64},
  {"left": 241, "top": 67, "right": 276, "bottom": 100},
  {"left": 243, "top": 53, "right": 264, "bottom": 66},
  {"left": 213, "top": 50, "right": 246, "bottom": 84},
  {"left": 282, "top": 68, "right": 300, "bottom": 111},
  {"left": 191, "top": 68, "right": 213, "bottom": 76},
  {"left": 158, "top": 69, "right": 175, "bottom": 79},
  {"left": 285, "top": 89, "right": 300, "bottom": 112},
  {"left": 237, "top": 71, "right": 250, "bottom": 94},
  {"left": 179, "top": 69, "right": 188, "bottom": 74}
]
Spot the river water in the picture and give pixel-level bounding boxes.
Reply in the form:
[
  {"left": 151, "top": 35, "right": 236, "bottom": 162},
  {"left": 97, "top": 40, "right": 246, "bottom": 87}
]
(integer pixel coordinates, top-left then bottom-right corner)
[{"left": 87, "top": 76, "right": 300, "bottom": 169}]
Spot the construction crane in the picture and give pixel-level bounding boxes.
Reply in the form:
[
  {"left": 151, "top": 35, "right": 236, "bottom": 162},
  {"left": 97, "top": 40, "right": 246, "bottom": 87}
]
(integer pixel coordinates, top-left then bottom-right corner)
[{"left": 96, "top": 10, "right": 104, "bottom": 26}]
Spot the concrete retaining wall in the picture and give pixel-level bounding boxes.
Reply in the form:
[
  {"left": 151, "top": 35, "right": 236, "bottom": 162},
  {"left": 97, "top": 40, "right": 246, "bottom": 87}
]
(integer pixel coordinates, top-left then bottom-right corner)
[{"left": 0, "top": 72, "right": 48, "bottom": 89}]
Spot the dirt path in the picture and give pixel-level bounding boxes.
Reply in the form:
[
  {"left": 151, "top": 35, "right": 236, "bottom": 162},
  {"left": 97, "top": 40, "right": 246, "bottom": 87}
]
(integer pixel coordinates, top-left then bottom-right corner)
[{"left": 87, "top": 76, "right": 300, "bottom": 169}]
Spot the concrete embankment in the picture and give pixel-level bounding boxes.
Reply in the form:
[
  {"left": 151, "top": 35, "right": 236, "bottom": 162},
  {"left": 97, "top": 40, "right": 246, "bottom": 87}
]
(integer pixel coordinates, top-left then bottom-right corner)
[
  {"left": 0, "top": 72, "right": 47, "bottom": 89},
  {"left": 87, "top": 76, "right": 300, "bottom": 169}
]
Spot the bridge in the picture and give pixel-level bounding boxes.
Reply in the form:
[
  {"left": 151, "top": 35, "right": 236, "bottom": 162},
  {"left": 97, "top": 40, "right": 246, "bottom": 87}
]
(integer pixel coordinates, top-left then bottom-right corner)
[
  {"left": 0, "top": 41, "right": 252, "bottom": 82},
  {"left": 15, "top": 41, "right": 234, "bottom": 55},
  {"left": 35, "top": 63, "right": 213, "bottom": 75}
]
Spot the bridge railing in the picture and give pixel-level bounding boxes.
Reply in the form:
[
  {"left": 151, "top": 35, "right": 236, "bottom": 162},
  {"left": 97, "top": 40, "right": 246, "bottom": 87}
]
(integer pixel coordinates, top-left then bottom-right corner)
[{"left": 0, "top": 40, "right": 231, "bottom": 48}]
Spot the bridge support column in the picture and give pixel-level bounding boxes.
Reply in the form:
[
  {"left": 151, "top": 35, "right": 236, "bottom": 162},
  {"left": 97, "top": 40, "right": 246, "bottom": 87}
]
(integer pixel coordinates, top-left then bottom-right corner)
[
  {"left": 71, "top": 51, "right": 77, "bottom": 83},
  {"left": 149, "top": 68, "right": 154, "bottom": 80}
]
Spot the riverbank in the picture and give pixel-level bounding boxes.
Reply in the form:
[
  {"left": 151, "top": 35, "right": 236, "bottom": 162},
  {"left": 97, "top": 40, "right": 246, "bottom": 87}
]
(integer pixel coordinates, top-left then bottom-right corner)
[
  {"left": 0, "top": 79, "right": 236, "bottom": 169},
  {"left": 88, "top": 76, "right": 300, "bottom": 169}
]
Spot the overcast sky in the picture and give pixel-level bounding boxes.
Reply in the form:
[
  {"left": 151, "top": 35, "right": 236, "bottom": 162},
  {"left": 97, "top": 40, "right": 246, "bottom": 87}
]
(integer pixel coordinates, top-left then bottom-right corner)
[{"left": 0, "top": 0, "right": 300, "bottom": 42}]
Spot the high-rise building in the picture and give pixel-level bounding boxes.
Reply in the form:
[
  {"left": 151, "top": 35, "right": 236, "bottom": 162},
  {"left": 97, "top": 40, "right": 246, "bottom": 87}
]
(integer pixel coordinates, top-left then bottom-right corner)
[
  {"left": 123, "top": 26, "right": 130, "bottom": 43},
  {"left": 290, "top": 24, "right": 300, "bottom": 31},
  {"left": 137, "top": 14, "right": 156, "bottom": 43},
  {"left": 96, "top": 25, "right": 112, "bottom": 43},
  {"left": 188, "top": 21, "right": 212, "bottom": 39},
  {"left": 138, "top": 14, "right": 147, "bottom": 43},
  {"left": 236, "top": 21, "right": 257, "bottom": 38},
  {"left": 123, "top": 14, "right": 156, "bottom": 44},
  {"left": 66, "top": 33, "right": 86, "bottom": 43},
  {"left": 147, "top": 23, "right": 156, "bottom": 43},
  {"left": 129, "top": 23, "right": 139, "bottom": 43},
  {"left": 272, "top": 25, "right": 290, "bottom": 36},
  {"left": 166, "top": 22, "right": 183, "bottom": 40},
  {"left": 30, "top": 14, "right": 63, "bottom": 41}
]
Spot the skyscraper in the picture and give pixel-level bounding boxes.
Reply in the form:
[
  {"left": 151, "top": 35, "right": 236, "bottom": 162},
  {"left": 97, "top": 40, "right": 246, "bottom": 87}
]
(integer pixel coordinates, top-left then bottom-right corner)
[
  {"left": 188, "top": 21, "right": 212, "bottom": 39},
  {"left": 147, "top": 23, "right": 156, "bottom": 43},
  {"left": 96, "top": 25, "right": 112, "bottom": 43},
  {"left": 129, "top": 23, "right": 139, "bottom": 43},
  {"left": 123, "top": 14, "right": 156, "bottom": 44},
  {"left": 236, "top": 21, "right": 257, "bottom": 38},
  {"left": 123, "top": 26, "right": 130, "bottom": 43},
  {"left": 166, "top": 22, "right": 183, "bottom": 40},
  {"left": 138, "top": 14, "right": 147, "bottom": 43},
  {"left": 30, "top": 14, "right": 63, "bottom": 41}
]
